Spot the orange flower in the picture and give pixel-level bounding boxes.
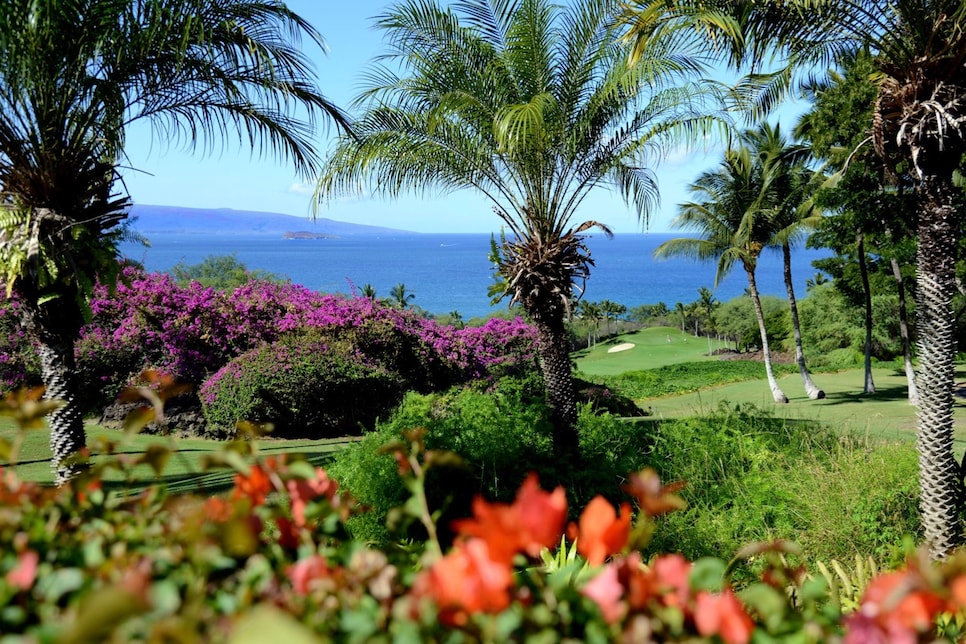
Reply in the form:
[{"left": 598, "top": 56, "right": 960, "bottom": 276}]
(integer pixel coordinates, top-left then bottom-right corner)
[
  {"left": 694, "top": 590, "right": 755, "bottom": 644},
  {"left": 453, "top": 473, "right": 567, "bottom": 563},
  {"left": 232, "top": 462, "right": 271, "bottom": 506},
  {"left": 413, "top": 538, "right": 513, "bottom": 626},
  {"left": 204, "top": 496, "right": 234, "bottom": 522},
  {"left": 859, "top": 571, "right": 947, "bottom": 635},
  {"left": 622, "top": 468, "right": 686, "bottom": 517},
  {"left": 286, "top": 467, "right": 339, "bottom": 526},
  {"left": 575, "top": 496, "right": 632, "bottom": 566}
]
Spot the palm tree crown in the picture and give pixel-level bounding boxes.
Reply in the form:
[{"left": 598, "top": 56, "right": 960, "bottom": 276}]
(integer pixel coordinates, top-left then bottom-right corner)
[{"left": 317, "top": 0, "right": 723, "bottom": 449}]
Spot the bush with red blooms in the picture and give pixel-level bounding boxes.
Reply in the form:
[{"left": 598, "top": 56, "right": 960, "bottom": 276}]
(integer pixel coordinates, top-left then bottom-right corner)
[{"left": 1, "top": 387, "right": 966, "bottom": 641}]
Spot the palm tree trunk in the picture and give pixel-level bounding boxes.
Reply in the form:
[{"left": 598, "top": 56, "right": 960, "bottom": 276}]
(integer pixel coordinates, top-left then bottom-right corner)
[
  {"left": 782, "top": 242, "right": 824, "bottom": 399},
  {"left": 533, "top": 318, "right": 579, "bottom": 460},
  {"left": 36, "top": 338, "right": 86, "bottom": 485},
  {"left": 915, "top": 174, "right": 962, "bottom": 559},
  {"left": 889, "top": 255, "right": 918, "bottom": 405},
  {"left": 857, "top": 233, "right": 876, "bottom": 394},
  {"left": 19, "top": 293, "right": 88, "bottom": 484},
  {"left": 746, "top": 266, "right": 789, "bottom": 404}
]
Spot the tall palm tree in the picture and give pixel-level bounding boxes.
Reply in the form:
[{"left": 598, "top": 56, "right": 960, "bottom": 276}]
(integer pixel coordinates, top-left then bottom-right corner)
[
  {"left": 748, "top": 123, "right": 826, "bottom": 400},
  {"left": 0, "top": 0, "right": 347, "bottom": 483},
  {"left": 624, "top": 0, "right": 966, "bottom": 559},
  {"left": 316, "top": 0, "right": 721, "bottom": 456},
  {"left": 656, "top": 142, "right": 790, "bottom": 404}
]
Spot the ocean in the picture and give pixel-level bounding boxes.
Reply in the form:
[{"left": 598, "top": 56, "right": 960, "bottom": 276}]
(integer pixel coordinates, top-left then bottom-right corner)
[{"left": 118, "top": 232, "right": 830, "bottom": 320}]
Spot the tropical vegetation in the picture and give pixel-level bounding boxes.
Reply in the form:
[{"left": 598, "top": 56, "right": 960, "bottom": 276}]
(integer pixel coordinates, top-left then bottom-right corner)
[
  {"left": 315, "top": 0, "right": 723, "bottom": 459},
  {"left": 5, "top": 0, "right": 966, "bottom": 638},
  {"left": 0, "top": 0, "right": 348, "bottom": 482}
]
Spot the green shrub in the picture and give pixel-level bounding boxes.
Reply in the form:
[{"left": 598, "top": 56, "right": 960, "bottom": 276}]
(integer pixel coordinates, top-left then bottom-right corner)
[
  {"left": 200, "top": 331, "right": 402, "bottom": 439},
  {"left": 327, "top": 382, "right": 557, "bottom": 545},
  {"left": 329, "top": 377, "right": 659, "bottom": 546},
  {"left": 641, "top": 404, "right": 919, "bottom": 573},
  {"left": 783, "top": 438, "right": 920, "bottom": 564},
  {"left": 315, "top": 317, "right": 461, "bottom": 393}
]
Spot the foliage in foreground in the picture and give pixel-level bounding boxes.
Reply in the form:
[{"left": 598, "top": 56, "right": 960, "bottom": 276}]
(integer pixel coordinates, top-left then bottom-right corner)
[
  {"left": 332, "top": 386, "right": 920, "bottom": 571},
  {"left": 0, "top": 388, "right": 962, "bottom": 642}
]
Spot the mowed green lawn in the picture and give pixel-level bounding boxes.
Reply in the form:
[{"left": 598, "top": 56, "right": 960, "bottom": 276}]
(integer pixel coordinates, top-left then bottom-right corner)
[
  {"left": 576, "top": 327, "right": 966, "bottom": 455},
  {"left": 574, "top": 326, "right": 713, "bottom": 375},
  {"left": 1, "top": 420, "right": 353, "bottom": 489}
]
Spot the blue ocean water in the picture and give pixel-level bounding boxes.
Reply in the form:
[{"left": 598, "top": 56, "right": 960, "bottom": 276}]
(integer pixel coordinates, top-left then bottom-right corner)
[{"left": 119, "top": 233, "right": 830, "bottom": 320}]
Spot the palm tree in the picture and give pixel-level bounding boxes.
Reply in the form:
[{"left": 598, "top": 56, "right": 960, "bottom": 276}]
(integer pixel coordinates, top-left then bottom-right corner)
[
  {"left": 0, "top": 0, "right": 347, "bottom": 483},
  {"left": 577, "top": 300, "right": 603, "bottom": 347},
  {"left": 315, "top": 0, "right": 721, "bottom": 456},
  {"left": 624, "top": 0, "right": 966, "bottom": 559},
  {"left": 695, "top": 286, "right": 718, "bottom": 353},
  {"left": 749, "top": 123, "right": 826, "bottom": 400},
  {"left": 390, "top": 283, "right": 415, "bottom": 309},
  {"left": 360, "top": 283, "right": 378, "bottom": 299},
  {"left": 655, "top": 142, "right": 790, "bottom": 404}
]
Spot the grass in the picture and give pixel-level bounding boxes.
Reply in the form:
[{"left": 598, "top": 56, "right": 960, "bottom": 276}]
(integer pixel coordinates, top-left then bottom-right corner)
[
  {"left": 573, "top": 326, "right": 714, "bottom": 375},
  {"left": 577, "top": 326, "right": 966, "bottom": 455},
  {"left": 2, "top": 419, "right": 354, "bottom": 492}
]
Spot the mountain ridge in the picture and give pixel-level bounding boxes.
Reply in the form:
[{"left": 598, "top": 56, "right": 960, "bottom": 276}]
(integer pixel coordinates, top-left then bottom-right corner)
[{"left": 127, "top": 204, "right": 416, "bottom": 236}]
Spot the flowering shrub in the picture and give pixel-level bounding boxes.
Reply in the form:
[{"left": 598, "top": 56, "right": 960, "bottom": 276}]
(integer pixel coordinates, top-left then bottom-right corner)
[
  {"left": 200, "top": 330, "right": 402, "bottom": 438},
  {"left": 0, "top": 267, "right": 542, "bottom": 430},
  {"left": 1, "top": 393, "right": 966, "bottom": 642},
  {"left": 0, "top": 296, "right": 40, "bottom": 392},
  {"left": 64, "top": 268, "right": 539, "bottom": 424}
]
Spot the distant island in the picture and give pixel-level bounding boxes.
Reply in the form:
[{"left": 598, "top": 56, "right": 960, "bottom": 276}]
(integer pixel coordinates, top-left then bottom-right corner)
[
  {"left": 126, "top": 204, "right": 416, "bottom": 236},
  {"left": 283, "top": 231, "right": 338, "bottom": 240}
]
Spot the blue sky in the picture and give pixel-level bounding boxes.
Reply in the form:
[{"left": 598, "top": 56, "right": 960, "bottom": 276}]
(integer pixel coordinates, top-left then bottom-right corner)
[{"left": 119, "top": 1, "right": 794, "bottom": 234}]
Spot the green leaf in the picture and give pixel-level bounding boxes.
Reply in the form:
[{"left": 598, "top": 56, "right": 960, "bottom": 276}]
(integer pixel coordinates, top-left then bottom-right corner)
[
  {"left": 739, "top": 582, "right": 788, "bottom": 632},
  {"left": 0, "top": 436, "right": 13, "bottom": 463},
  {"left": 689, "top": 557, "right": 727, "bottom": 592},
  {"left": 228, "top": 605, "right": 320, "bottom": 644},
  {"left": 60, "top": 586, "right": 149, "bottom": 644}
]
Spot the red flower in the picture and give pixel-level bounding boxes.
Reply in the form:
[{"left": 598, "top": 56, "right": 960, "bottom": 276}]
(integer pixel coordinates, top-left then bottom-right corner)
[
  {"left": 851, "top": 570, "right": 947, "bottom": 640},
  {"left": 286, "top": 467, "right": 339, "bottom": 526},
  {"left": 575, "top": 496, "right": 632, "bottom": 566},
  {"left": 6, "top": 550, "right": 38, "bottom": 591},
  {"left": 651, "top": 553, "right": 692, "bottom": 609},
  {"left": 582, "top": 561, "right": 626, "bottom": 623},
  {"left": 453, "top": 473, "right": 567, "bottom": 563},
  {"left": 289, "top": 555, "right": 331, "bottom": 595},
  {"left": 694, "top": 589, "right": 755, "bottom": 644},
  {"left": 413, "top": 539, "right": 513, "bottom": 626},
  {"left": 232, "top": 462, "right": 271, "bottom": 506}
]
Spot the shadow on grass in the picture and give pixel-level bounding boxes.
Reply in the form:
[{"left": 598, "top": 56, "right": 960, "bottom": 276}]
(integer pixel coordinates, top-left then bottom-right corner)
[
  {"left": 102, "top": 450, "right": 344, "bottom": 497},
  {"left": 819, "top": 384, "right": 912, "bottom": 405}
]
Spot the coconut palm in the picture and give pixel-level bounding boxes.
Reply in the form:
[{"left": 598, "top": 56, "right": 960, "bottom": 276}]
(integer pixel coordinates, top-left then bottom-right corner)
[
  {"left": 655, "top": 142, "right": 790, "bottom": 404},
  {"left": 748, "top": 123, "right": 826, "bottom": 400},
  {"left": 390, "top": 283, "right": 415, "bottom": 309},
  {"left": 0, "top": 0, "right": 347, "bottom": 483},
  {"left": 624, "top": 0, "right": 966, "bottom": 559},
  {"left": 315, "top": 0, "right": 722, "bottom": 455}
]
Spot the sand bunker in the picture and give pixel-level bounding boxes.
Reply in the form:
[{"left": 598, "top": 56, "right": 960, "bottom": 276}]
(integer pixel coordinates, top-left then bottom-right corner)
[{"left": 607, "top": 343, "right": 635, "bottom": 353}]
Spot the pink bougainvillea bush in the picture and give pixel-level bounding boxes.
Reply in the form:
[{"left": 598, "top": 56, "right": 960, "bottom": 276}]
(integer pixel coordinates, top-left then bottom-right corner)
[
  {"left": 1, "top": 393, "right": 965, "bottom": 642},
  {"left": 2, "top": 267, "right": 540, "bottom": 430}
]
